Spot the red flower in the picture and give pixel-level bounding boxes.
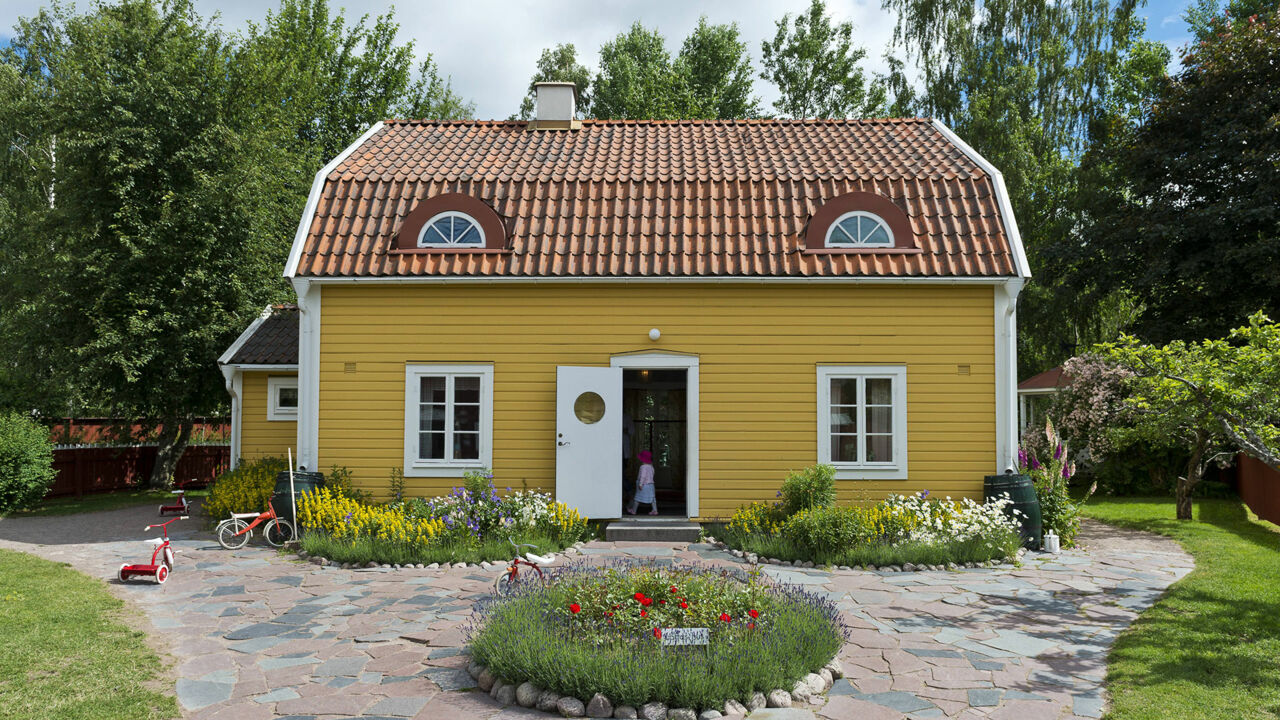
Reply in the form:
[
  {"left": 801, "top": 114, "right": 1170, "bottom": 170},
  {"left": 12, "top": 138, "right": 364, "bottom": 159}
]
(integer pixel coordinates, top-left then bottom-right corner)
[
  {"left": 679, "top": 601, "right": 688, "bottom": 609},
  {"left": 670, "top": 586, "right": 678, "bottom": 593},
  {"left": 606, "top": 612, "right": 614, "bottom": 617},
  {"left": 640, "top": 597, "right": 653, "bottom": 607},
  {"left": 640, "top": 609, "right": 648, "bottom": 618},
  {"left": 653, "top": 627, "right": 662, "bottom": 639},
  {"left": 633, "top": 592, "right": 645, "bottom": 602},
  {"left": 659, "top": 599, "right": 666, "bottom": 604},
  {"left": 748, "top": 609, "right": 759, "bottom": 619},
  {"left": 569, "top": 603, "right": 581, "bottom": 614},
  {"left": 719, "top": 612, "right": 731, "bottom": 622},
  {"left": 748, "top": 622, "right": 756, "bottom": 630}
]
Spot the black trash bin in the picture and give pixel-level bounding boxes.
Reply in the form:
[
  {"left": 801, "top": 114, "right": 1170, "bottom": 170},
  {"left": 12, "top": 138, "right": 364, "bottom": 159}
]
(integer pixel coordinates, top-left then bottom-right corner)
[
  {"left": 984, "top": 472, "right": 1043, "bottom": 550},
  {"left": 273, "top": 470, "right": 325, "bottom": 528}
]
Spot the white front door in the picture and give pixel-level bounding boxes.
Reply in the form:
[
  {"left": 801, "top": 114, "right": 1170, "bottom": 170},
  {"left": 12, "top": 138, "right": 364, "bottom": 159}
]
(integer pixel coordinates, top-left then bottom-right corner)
[{"left": 555, "top": 366, "right": 623, "bottom": 519}]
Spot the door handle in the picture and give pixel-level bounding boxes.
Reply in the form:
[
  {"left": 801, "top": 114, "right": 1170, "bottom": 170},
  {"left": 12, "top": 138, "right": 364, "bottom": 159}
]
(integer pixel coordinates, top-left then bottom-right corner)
[{"left": 558, "top": 440, "right": 571, "bottom": 446}]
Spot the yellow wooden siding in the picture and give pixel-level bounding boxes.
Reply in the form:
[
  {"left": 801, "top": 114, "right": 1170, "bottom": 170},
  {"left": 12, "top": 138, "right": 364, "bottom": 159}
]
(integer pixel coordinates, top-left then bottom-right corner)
[
  {"left": 317, "top": 284, "right": 996, "bottom": 518},
  {"left": 239, "top": 371, "right": 297, "bottom": 461}
]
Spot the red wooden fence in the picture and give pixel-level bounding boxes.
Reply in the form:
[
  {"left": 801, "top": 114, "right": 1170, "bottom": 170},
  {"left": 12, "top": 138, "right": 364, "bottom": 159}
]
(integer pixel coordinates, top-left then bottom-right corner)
[
  {"left": 48, "top": 445, "right": 230, "bottom": 498},
  {"left": 1237, "top": 453, "right": 1280, "bottom": 526}
]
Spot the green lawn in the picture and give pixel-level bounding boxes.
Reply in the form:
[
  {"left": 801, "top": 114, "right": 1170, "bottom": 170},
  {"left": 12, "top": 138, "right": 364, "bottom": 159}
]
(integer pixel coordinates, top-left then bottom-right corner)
[
  {"left": 0, "top": 549, "right": 176, "bottom": 720},
  {"left": 12, "top": 488, "right": 207, "bottom": 517},
  {"left": 1083, "top": 497, "right": 1280, "bottom": 720}
]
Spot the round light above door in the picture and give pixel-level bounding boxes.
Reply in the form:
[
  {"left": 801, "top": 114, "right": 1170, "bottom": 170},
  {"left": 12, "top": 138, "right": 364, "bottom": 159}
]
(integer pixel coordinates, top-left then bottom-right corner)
[{"left": 573, "top": 391, "right": 606, "bottom": 424}]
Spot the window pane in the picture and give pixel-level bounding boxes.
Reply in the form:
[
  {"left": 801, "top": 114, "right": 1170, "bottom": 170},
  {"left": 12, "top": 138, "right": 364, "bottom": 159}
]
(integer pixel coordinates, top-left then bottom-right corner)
[
  {"left": 420, "top": 376, "right": 446, "bottom": 403},
  {"left": 866, "top": 378, "right": 892, "bottom": 405},
  {"left": 454, "top": 404, "right": 479, "bottom": 432},
  {"left": 277, "top": 387, "right": 298, "bottom": 408},
  {"left": 831, "top": 435, "right": 859, "bottom": 463},
  {"left": 832, "top": 219, "right": 857, "bottom": 244},
  {"left": 830, "top": 409, "right": 856, "bottom": 435},
  {"left": 455, "top": 376, "right": 480, "bottom": 404},
  {"left": 866, "top": 435, "right": 893, "bottom": 462},
  {"left": 456, "top": 224, "right": 481, "bottom": 245},
  {"left": 427, "top": 222, "right": 450, "bottom": 244},
  {"left": 866, "top": 406, "right": 893, "bottom": 434},
  {"left": 420, "top": 432, "right": 444, "bottom": 460},
  {"left": 830, "top": 378, "right": 858, "bottom": 405},
  {"left": 864, "top": 225, "right": 890, "bottom": 245},
  {"left": 455, "top": 432, "right": 479, "bottom": 459},
  {"left": 419, "top": 405, "right": 445, "bottom": 432}
]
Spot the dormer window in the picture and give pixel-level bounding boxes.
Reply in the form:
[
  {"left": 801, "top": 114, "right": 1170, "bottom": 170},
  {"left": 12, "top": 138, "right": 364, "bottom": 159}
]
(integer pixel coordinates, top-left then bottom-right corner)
[
  {"left": 418, "top": 211, "right": 484, "bottom": 247},
  {"left": 825, "top": 211, "right": 894, "bottom": 248}
]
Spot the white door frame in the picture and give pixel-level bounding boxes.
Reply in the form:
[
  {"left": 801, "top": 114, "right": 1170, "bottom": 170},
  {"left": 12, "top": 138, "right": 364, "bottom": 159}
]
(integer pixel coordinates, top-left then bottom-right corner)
[{"left": 610, "top": 351, "right": 699, "bottom": 518}]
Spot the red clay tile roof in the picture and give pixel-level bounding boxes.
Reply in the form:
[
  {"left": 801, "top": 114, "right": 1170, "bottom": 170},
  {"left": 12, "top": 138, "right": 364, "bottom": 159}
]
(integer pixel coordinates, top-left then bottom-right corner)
[
  {"left": 1018, "top": 366, "right": 1065, "bottom": 391},
  {"left": 292, "top": 119, "right": 1020, "bottom": 279},
  {"left": 225, "top": 305, "right": 298, "bottom": 365}
]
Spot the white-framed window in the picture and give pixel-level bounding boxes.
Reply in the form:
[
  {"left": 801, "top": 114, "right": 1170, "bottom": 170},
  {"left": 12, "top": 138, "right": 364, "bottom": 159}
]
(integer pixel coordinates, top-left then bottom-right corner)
[
  {"left": 825, "top": 211, "right": 894, "bottom": 248},
  {"left": 267, "top": 376, "right": 299, "bottom": 421},
  {"left": 816, "top": 365, "right": 908, "bottom": 479},
  {"left": 403, "top": 364, "right": 493, "bottom": 476},
  {"left": 417, "top": 211, "right": 484, "bottom": 247}
]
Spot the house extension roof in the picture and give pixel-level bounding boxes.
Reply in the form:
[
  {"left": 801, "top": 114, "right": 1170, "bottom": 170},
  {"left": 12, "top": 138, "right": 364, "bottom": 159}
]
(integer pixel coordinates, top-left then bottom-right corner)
[
  {"left": 1018, "top": 366, "right": 1065, "bottom": 392},
  {"left": 286, "top": 118, "right": 1028, "bottom": 280},
  {"left": 218, "top": 305, "right": 299, "bottom": 367}
]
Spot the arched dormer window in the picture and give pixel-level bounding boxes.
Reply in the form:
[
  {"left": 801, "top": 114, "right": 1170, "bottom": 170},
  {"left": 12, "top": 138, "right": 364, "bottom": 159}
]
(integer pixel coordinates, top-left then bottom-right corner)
[
  {"left": 418, "top": 211, "right": 485, "bottom": 247},
  {"left": 825, "top": 211, "right": 893, "bottom": 248}
]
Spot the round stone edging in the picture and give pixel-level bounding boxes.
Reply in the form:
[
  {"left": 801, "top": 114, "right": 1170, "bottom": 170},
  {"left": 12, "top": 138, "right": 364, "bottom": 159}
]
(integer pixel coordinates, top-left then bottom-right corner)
[
  {"left": 463, "top": 656, "right": 847, "bottom": 719},
  {"left": 703, "top": 535, "right": 1026, "bottom": 572},
  {"left": 290, "top": 540, "right": 590, "bottom": 571}
]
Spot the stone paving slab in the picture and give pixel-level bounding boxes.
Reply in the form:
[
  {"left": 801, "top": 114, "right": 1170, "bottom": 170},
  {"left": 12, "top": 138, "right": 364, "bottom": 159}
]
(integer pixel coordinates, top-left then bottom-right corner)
[{"left": 0, "top": 505, "right": 1192, "bottom": 720}]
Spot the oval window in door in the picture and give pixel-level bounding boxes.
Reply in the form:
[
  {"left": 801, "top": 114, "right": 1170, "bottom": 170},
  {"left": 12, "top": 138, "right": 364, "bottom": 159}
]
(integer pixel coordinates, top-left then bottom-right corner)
[{"left": 573, "top": 391, "right": 606, "bottom": 424}]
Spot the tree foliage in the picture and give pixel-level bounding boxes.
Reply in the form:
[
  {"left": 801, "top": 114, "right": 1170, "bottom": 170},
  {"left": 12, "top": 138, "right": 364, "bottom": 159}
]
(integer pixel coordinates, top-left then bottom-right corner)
[
  {"left": 676, "top": 17, "right": 760, "bottom": 119},
  {"left": 515, "top": 43, "right": 592, "bottom": 120},
  {"left": 760, "top": 0, "right": 885, "bottom": 118}
]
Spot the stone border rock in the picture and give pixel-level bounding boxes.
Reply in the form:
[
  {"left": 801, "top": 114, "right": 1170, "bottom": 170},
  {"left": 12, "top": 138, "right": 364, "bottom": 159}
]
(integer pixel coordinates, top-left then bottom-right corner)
[
  {"left": 292, "top": 540, "right": 589, "bottom": 570},
  {"left": 464, "top": 656, "right": 846, "bottom": 719},
  {"left": 704, "top": 535, "right": 1026, "bottom": 572}
]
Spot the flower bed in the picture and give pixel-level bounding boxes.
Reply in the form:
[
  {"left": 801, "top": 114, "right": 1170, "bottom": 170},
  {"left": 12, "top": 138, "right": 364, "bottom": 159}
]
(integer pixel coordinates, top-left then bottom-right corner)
[
  {"left": 717, "top": 465, "right": 1023, "bottom": 569},
  {"left": 296, "top": 470, "right": 592, "bottom": 565},
  {"left": 466, "top": 563, "right": 845, "bottom": 715}
]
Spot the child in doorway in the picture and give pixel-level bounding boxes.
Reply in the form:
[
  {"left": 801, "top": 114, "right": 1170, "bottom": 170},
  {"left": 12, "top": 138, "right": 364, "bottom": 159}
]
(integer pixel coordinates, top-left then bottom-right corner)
[{"left": 626, "top": 450, "right": 658, "bottom": 515}]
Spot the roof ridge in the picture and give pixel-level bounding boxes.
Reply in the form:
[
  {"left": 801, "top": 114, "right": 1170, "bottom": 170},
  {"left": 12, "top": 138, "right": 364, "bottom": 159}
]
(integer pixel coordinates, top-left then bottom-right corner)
[{"left": 380, "top": 117, "right": 937, "bottom": 126}]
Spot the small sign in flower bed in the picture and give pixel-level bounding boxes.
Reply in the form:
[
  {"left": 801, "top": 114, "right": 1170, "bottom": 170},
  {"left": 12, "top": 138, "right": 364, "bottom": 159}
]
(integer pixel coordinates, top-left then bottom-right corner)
[{"left": 466, "top": 563, "right": 846, "bottom": 718}]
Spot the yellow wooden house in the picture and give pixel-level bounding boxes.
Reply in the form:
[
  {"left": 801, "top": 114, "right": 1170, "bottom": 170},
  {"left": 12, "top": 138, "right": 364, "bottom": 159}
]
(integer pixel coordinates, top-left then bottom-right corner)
[
  {"left": 231, "top": 84, "right": 1030, "bottom": 521},
  {"left": 217, "top": 305, "right": 298, "bottom": 467}
]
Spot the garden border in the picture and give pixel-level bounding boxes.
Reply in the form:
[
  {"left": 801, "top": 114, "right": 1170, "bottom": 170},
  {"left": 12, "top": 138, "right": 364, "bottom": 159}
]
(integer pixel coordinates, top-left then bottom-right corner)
[{"left": 704, "top": 535, "right": 1027, "bottom": 572}]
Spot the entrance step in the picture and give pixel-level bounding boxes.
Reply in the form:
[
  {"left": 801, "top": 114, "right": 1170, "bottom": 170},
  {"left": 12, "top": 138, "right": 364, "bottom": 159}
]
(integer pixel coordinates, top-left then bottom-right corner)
[{"left": 605, "top": 518, "right": 702, "bottom": 543}]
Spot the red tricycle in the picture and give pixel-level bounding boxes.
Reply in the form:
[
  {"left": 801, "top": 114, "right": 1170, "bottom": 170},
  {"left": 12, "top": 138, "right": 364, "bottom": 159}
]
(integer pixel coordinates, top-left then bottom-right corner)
[
  {"left": 119, "top": 516, "right": 185, "bottom": 584},
  {"left": 159, "top": 489, "right": 189, "bottom": 516}
]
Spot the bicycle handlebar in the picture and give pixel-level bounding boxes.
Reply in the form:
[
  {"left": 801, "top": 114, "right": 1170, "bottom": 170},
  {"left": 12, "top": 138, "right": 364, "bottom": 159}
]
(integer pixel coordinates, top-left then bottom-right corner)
[
  {"left": 507, "top": 537, "right": 539, "bottom": 551},
  {"left": 145, "top": 516, "right": 187, "bottom": 531}
]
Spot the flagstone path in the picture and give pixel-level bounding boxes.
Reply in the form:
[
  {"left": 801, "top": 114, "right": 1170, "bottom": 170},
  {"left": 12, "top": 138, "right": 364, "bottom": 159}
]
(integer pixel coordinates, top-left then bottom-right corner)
[{"left": 0, "top": 505, "right": 1192, "bottom": 720}]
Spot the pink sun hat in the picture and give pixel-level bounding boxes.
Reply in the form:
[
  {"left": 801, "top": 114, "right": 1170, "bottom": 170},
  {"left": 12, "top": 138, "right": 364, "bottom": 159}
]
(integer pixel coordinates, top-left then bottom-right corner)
[{"left": 637, "top": 450, "right": 653, "bottom": 464}]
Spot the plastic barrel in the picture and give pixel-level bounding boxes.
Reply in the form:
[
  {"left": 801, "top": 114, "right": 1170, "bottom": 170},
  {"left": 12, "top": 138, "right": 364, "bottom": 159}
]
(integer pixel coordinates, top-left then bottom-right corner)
[
  {"left": 273, "top": 470, "right": 325, "bottom": 527},
  {"left": 984, "top": 473, "right": 1043, "bottom": 550}
]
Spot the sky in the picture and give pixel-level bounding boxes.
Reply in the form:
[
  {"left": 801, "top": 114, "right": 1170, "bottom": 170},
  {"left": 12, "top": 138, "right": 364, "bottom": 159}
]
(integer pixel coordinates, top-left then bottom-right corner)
[{"left": 0, "top": 0, "right": 1201, "bottom": 120}]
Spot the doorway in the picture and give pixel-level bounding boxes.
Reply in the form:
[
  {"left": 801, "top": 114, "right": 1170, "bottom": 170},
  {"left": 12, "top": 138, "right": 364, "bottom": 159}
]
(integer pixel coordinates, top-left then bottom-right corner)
[{"left": 622, "top": 369, "right": 687, "bottom": 517}]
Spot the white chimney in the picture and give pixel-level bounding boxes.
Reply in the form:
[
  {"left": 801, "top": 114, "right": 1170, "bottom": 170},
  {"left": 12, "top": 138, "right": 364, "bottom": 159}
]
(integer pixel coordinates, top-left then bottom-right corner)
[{"left": 532, "top": 82, "right": 579, "bottom": 130}]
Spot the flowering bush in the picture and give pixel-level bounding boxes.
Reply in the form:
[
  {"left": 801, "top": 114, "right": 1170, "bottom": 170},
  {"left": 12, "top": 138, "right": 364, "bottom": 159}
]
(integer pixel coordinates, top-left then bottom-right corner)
[
  {"left": 881, "top": 492, "right": 1022, "bottom": 549},
  {"left": 780, "top": 503, "right": 922, "bottom": 555},
  {"left": 727, "top": 501, "right": 785, "bottom": 536},
  {"left": 777, "top": 464, "right": 837, "bottom": 515},
  {"left": 399, "top": 469, "right": 590, "bottom": 546},
  {"left": 468, "top": 562, "right": 844, "bottom": 709},
  {"left": 298, "top": 486, "right": 444, "bottom": 546},
  {"left": 1019, "top": 419, "right": 1094, "bottom": 548},
  {"left": 203, "top": 456, "right": 285, "bottom": 522}
]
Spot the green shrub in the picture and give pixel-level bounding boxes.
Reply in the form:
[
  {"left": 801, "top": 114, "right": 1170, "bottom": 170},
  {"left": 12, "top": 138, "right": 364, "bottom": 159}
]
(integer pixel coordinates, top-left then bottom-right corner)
[
  {"left": 324, "top": 464, "right": 371, "bottom": 503},
  {"left": 203, "top": 456, "right": 286, "bottom": 522},
  {"left": 777, "top": 464, "right": 837, "bottom": 515},
  {"left": 0, "top": 412, "right": 56, "bottom": 514},
  {"left": 469, "top": 564, "right": 843, "bottom": 710}
]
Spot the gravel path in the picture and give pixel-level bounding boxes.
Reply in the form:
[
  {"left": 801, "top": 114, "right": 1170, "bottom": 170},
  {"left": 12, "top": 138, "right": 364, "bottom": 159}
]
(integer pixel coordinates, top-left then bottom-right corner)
[{"left": 0, "top": 505, "right": 1192, "bottom": 720}]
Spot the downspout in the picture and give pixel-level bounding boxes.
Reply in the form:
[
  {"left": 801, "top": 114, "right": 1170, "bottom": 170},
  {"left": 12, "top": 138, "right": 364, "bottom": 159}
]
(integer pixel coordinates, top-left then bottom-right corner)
[
  {"left": 220, "top": 365, "right": 242, "bottom": 470},
  {"left": 995, "top": 278, "right": 1025, "bottom": 474}
]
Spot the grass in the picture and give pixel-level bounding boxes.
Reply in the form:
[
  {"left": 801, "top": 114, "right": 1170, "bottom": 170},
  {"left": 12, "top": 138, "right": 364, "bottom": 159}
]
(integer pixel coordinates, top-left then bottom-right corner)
[
  {"left": 707, "top": 522, "right": 1021, "bottom": 568},
  {"left": 13, "top": 488, "right": 207, "bottom": 517},
  {"left": 0, "top": 549, "right": 176, "bottom": 720},
  {"left": 468, "top": 563, "right": 843, "bottom": 710},
  {"left": 299, "top": 530, "right": 576, "bottom": 565},
  {"left": 1083, "top": 497, "right": 1280, "bottom": 720}
]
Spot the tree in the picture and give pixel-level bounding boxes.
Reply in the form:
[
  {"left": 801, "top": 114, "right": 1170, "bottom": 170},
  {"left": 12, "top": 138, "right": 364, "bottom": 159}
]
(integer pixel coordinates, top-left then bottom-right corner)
[
  {"left": 398, "top": 55, "right": 475, "bottom": 120},
  {"left": 880, "top": 0, "right": 1170, "bottom": 375},
  {"left": 675, "top": 18, "right": 759, "bottom": 119},
  {"left": 760, "top": 0, "right": 886, "bottom": 118},
  {"left": 590, "top": 22, "right": 678, "bottom": 119},
  {"left": 515, "top": 43, "right": 591, "bottom": 120},
  {"left": 1091, "top": 10, "right": 1280, "bottom": 343}
]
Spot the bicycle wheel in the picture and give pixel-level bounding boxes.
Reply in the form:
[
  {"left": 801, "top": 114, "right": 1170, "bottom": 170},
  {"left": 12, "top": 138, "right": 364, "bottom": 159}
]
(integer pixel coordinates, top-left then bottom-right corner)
[
  {"left": 493, "top": 567, "right": 517, "bottom": 597},
  {"left": 264, "top": 519, "right": 295, "bottom": 547},
  {"left": 155, "top": 565, "right": 168, "bottom": 584},
  {"left": 217, "top": 519, "right": 251, "bottom": 550},
  {"left": 162, "top": 546, "right": 175, "bottom": 570}
]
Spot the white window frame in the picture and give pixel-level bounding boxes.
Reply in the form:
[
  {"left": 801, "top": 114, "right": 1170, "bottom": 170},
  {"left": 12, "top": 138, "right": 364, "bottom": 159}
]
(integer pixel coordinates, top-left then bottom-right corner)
[
  {"left": 266, "top": 376, "right": 299, "bottom": 421},
  {"left": 824, "top": 210, "right": 894, "bottom": 248},
  {"left": 417, "top": 211, "right": 486, "bottom": 247},
  {"left": 816, "top": 365, "right": 908, "bottom": 480},
  {"left": 403, "top": 364, "right": 493, "bottom": 477}
]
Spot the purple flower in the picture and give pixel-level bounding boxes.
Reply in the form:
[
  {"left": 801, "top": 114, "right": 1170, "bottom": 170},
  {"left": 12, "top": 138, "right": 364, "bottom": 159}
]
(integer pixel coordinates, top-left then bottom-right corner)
[
  {"left": 1062, "top": 464, "right": 1071, "bottom": 479},
  {"left": 1053, "top": 443, "right": 1064, "bottom": 461},
  {"left": 920, "top": 489, "right": 930, "bottom": 498},
  {"left": 1018, "top": 448, "right": 1028, "bottom": 468},
  {"left": 1029, "top": 456, "right": 1041, "bottom": 470}
]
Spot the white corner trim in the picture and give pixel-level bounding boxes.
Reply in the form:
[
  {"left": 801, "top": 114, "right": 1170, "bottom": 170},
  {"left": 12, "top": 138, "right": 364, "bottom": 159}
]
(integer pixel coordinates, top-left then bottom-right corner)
[
  {"left": 217, "top": 304, "right": 274, "bottom": 366},
  {"left": 292, "top": 278, "right": 321, "bottom": 471},
  {"left": 283, "top": 122, "right": 385, "bottom": 279},
  {"left": 815, "top": 364, "right": 909, "bottom": 481},
  {"left": 610, "top": 351, "right": 700, "bottom": 518},
  {"left": 930, "top": 119, "right": 1032, "bottom": 280},
  {"left": 994, "top": 279, "right": 1025, "bottom": 474},
  {"left": 221, "top": 366, "right": 242, "bottom": 470}
]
